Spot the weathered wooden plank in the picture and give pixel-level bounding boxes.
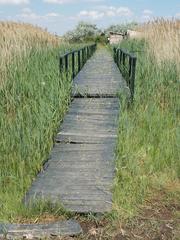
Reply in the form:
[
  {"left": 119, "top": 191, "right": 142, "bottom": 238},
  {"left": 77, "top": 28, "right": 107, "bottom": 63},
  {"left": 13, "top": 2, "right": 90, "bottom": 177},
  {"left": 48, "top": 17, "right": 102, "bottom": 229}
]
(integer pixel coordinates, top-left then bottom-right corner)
[
  {"left": 61, "top": 118, "right": 118, "bottom": 126},
  {"left": 70, "top": 99, "right": 119, "bottom": 109},
  {"left": 24, "top": 48, "right": 126, "bottom": 213},
  {"left": 52, "top": 143, "right": 116, "bottom": 151},
  {"left": 65, "top": 205, "right": 111, "bottom": 213},
  {"left": 56, "top": 134, "right": 117, "bottom": 144},
  {"left": 72, "top": 48, "right": 127, "bottom": 97},
  {"left": 0, "top": 220, "right": 82, "bottom": 239}
]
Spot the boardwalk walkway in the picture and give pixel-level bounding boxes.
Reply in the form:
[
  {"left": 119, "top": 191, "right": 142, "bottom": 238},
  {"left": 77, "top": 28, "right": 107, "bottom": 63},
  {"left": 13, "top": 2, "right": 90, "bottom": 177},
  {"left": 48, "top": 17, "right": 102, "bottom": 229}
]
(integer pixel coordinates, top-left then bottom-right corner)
[{"left": 25, "top": 47, "right": 126, "bottom": 213}]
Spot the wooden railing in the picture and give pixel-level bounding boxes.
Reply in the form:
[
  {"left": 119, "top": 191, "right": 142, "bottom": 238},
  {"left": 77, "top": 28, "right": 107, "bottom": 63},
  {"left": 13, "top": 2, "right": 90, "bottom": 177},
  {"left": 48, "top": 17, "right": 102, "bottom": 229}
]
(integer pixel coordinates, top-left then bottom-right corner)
[
  {"left": 59, "top": 44, "right": 97, "bottom": 78},
  {"left": 113, "top": 47, "right": 137, "bottom": 102}
]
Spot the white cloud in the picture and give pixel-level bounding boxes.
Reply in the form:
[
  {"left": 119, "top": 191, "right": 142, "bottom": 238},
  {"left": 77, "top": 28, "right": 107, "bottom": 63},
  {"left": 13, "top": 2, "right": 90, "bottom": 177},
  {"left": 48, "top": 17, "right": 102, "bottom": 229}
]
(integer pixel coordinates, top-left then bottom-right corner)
[
  {"left": 46, "top": 12, "right": 60, "bottom": 17},
  {"left": 17, "top": 8, "right": 60, "bottom": 20},
  {"left": 79, "top": 10, "right": 104, "bottom": 20},
  {"left": 175, "top": 13, "right": 180, "bottom": 18},
  {"left": 0, "top": 0, "right": 29, "bottom": 4},
  {"left": 44, "top": 0, "right": 66, "bottom": 3},
  {"left": 44, "top": 0, "right": 103, "bottom": 4},
  {"left": 142, "top": 9, "right": 153, "bottom": 15},
  {"left": 17, "top": 8, "right": 40, "bottom": 19},
  {"left": 116, "top": 7, "right": 133, "bottom": 17},
  {"left": 78, "top": 6, "right": 133, "bottom": 20}
]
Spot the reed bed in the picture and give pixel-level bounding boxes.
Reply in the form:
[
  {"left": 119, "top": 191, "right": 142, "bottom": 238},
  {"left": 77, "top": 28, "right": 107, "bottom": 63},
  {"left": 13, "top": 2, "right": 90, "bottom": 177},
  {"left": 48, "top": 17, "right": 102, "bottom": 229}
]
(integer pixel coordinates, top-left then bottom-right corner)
[
  {"left": 140, "top": 19, "right": 180, "bottom": 71},
  {"left": 114, "top": 19, "right": 180, "bottom": 219},
  {"left": 0, "top": 22, "right": 74, "bottom": 220},
  {"left": 0, "top": 22, "right": 61, "bottom": 87}
]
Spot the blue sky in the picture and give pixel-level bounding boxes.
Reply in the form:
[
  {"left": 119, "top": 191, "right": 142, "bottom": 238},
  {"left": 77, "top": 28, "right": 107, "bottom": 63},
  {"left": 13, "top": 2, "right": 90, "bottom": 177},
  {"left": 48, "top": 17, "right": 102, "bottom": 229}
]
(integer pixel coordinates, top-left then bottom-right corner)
[{"left": 0, "top": 0, "right": 179, "bottom": 35}]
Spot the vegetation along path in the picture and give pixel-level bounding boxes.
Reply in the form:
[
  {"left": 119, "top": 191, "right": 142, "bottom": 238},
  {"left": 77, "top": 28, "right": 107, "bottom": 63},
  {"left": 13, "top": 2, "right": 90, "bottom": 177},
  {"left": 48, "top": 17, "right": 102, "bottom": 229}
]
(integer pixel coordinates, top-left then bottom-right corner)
[{"left": 25, "top": 47, "right": 127, "bottom": 213}]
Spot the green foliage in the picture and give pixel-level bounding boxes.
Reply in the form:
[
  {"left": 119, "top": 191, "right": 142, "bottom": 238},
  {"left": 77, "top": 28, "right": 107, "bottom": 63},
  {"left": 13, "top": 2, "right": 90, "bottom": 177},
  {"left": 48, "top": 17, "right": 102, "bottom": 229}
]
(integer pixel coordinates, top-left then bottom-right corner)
[
  {"left": 114, "top": 39, "right": 180, "bottom": 219},
  {"left": 0, "top": 45, "right": 73, "bottom": 221},
  {"left": 95, "top": 35, "right": 109, "bottom": 45},
  {"left": 105, "top": 22, "right": 138, "bottom": 35},
  {"left": 64, "top": 21, "right": 138, "bottom": 43},
  {"left": 64, "top": 21, "right": 100, "bottom": 43}
]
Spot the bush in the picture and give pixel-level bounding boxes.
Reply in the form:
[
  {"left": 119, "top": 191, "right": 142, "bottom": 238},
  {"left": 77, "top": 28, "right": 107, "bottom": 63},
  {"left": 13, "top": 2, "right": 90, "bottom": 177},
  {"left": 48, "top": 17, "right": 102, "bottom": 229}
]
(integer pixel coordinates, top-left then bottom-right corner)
[
  {"left": 64, "top": 21, "right": 100, "bottom": 43},
  {"left": 105, "top": 22, "right": 138, "bottom": 35}
]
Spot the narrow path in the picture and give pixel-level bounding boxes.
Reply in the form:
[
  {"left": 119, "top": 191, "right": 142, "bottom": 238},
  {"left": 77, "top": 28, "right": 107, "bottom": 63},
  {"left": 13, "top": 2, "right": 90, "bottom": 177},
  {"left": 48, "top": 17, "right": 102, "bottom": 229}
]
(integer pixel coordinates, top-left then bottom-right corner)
[
  {"left": 25, "top": 47, "right": 126, "bottom": 213},
  {"left": 73, "top": 47, "right": 126, "bottom": 97}
]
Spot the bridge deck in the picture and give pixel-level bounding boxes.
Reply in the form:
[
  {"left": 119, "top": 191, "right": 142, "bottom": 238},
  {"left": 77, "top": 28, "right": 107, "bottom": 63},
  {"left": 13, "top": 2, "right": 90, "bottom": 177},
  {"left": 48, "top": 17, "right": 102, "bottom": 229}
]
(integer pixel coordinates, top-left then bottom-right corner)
[
  {"left": 72, "top": 48, "right": 126, "bottom": 97},
  {"left": 25, "top": 48, "right": 127, "bottom": 213}
]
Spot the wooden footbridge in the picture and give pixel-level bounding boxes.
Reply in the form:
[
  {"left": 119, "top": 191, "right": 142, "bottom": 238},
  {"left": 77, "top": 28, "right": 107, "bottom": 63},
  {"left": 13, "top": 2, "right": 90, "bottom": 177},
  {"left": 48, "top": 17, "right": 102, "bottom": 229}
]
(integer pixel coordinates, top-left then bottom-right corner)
[{"left": 25, "top": 45, "right": 136, "bottom": 213}]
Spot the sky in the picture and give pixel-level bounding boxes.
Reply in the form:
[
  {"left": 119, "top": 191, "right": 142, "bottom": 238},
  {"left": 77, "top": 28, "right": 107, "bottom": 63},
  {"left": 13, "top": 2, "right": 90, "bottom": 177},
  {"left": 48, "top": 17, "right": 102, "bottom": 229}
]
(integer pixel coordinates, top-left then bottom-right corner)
[{"left": 0, "top": 0, "right": 179, "bottom": 35}]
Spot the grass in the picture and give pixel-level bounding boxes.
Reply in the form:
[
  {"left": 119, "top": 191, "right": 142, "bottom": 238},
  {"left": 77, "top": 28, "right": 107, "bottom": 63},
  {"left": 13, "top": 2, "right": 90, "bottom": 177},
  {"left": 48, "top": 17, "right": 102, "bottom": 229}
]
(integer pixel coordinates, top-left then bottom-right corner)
[
  {"left": 0, "top": 22, "right": 79, "bottom": 221},
  {"left": 0, "top": 19, "right": 179, "bottom": 235},
  {"left": 114, "top": 19, "right": 180, "bottom": 220}
]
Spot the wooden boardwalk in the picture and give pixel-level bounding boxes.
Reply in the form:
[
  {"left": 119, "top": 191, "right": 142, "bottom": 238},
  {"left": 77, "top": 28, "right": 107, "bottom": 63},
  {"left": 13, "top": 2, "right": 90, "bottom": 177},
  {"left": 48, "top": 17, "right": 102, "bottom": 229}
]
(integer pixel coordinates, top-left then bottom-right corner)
[
  {"left": 73, "top": 48, "right": 126, "bottom": 97},
  {"left": 25, "top": 48, "right": 126, "bottom": 213}
]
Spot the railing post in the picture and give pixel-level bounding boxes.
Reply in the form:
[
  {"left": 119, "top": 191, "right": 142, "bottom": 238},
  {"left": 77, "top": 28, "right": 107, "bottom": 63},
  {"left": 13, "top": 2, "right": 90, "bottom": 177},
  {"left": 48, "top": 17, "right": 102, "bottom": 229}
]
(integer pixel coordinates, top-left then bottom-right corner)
[
  {"left": 59, "top": 56, "right": 63, "bottom": 72},
  {"left": 130, "top": 56, "right": 137, "bottom": 102},
  {"left": 87, "top": 46, "right": 89, "bottom": 59},
  {"left": 128, "top": 57, "right": 132, "bottom": 86},
  {"left": 113, "top": 47, "right": 137, "bottom": 103},
  {"left": 81, "top": 49, "right": 84, "bottom": 68},
  {"left": 65, "top": 54, "right": 68, "bottom": 72},
  {"left": 89, "top": 46, "right": 92, "bottom": 57},
  {"left": 120, "top": 50, "right": 122, "bottom": 65},
  {"left": 85, "top": 47, "right": 88, "bottom": 61},
  {"left": 113, "top": 48, "right": 116, "bottom": 62},
  {"left": 122, "top": 52, "right": 125, "bottom": 67},
  {"left": 59, "top": 43, "right": 97, "bottom": 77},
  {"left": 72, "top": 52, "right": 75, "bottom": 78},
  {"left": 78, "top": 50, "right": 81, "bottom": 72},
  {"left": 82, "top": 49, "right": 84, "bottom": 67},
  {"left": 117, "top": 49, "right": 120, "bottom": 68},
  {"left": 83, "top": 48, "right": 85, "bottom": 65}
]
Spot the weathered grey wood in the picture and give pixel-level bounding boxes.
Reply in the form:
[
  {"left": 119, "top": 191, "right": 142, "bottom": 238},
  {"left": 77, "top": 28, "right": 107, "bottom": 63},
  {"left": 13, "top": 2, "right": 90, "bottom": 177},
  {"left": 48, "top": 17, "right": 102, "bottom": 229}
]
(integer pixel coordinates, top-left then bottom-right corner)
[
  {"left": 72, "top": 48, "right": 127, "bottom": 97},
  {"left": 0, "top": 220, "right": 82, "bottom": 239},
  {"left": 25, "top": 140, "right": 115, "bottom": 206},
  {"left": 25, "top": 48, "right": 127, "bottom": 214}
]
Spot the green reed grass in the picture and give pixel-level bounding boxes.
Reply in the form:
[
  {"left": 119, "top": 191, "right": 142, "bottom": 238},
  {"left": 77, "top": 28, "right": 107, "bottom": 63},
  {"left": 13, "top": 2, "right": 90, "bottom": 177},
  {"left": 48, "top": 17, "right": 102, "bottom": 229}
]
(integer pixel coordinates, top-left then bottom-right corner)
[
  {"left": 0, "top": 45, "right": 74, "bottom": 221},
  {"left": 114, "top": 39, "right": 180, "bottom": 219}
]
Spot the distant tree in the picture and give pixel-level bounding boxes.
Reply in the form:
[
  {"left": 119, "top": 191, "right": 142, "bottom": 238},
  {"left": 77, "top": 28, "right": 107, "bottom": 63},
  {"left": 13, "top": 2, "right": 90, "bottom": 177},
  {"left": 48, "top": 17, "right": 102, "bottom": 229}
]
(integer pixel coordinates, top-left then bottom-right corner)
[
  {"left": 64, "top": 21, "right": 101, "bottom": 42},
  {"left": 104, "top": 22, "right": 138, "bottom": 35}
]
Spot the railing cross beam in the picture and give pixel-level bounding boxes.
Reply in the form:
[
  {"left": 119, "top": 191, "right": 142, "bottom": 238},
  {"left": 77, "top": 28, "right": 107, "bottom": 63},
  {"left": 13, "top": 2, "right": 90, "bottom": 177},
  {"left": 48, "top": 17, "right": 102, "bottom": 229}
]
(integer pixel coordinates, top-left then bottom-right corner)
[
  {"left": 113, "top": 47, "right": 137, "bottom": 102},
  {"left": 59, "top": 43, "right": 97, "bottom": 80}
]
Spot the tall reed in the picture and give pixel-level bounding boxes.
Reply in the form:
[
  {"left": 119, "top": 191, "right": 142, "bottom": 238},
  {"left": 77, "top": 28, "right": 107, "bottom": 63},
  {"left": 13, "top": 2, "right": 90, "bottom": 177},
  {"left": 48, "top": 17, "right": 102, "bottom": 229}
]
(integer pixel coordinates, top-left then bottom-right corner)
[
  {"left": 0, "top": 22, "right": 73, "bottom": 220},
  {"left": 114, "top": 19, "right": 180, "bottom": 219}
]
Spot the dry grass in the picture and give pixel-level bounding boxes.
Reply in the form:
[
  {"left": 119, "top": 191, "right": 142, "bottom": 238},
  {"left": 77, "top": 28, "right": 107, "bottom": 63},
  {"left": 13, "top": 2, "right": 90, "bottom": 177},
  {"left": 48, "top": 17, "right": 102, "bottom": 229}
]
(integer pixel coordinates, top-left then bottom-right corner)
[
  {"left": 115, "top": 19, "right": 180, "bottom": 220},
  {"left": 0, "top": 21, "right": 60, "bottom": 86},
  {"left": 139, "top": 19, "right": 180, "bottom": 69},
  {"left": 0, "top": 22, "right": 73, "bottom": 220}
]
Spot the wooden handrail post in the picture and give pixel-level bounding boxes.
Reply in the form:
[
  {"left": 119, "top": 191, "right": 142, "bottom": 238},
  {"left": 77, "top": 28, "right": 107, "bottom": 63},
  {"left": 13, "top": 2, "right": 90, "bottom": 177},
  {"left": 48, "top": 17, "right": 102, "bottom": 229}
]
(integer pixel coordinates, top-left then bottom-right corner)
[
  {"left": 122, "top": 52, "right": 125, "bottom": 66},
  {"left": 113, "top": 48, "right": 116, "bottom": 62},
  {"left": 120, "top": 50, "right": 122, "bottom": 65},
  {"left": 128, "top": 57, "right": 132, "bottom": 87},
  {"left": 78, "top": 50, "right": 81, "bottom": 72},
  {"left": 118, "top": 49, "right": 121, "bottom": 68},
  {"left": 72, "top": 52, "right": 75, "bottom": 78},
  {"left": 59, "top": 56, "right": 63, "bottom": 72},
  {"left": 59, "top": 43, "right": 97, "bottom": 79},
  {"left": 131, "top": 57, "right": 137, "bottom": 102},
  {"left": 113, "top": 47, "right": 137, "bottom": 102},
  {"left": 87, "top": 46, "right": 89, "bottom": 59},
  {"left": 65, "top": 54, "right": 68, "bottom": 72}
]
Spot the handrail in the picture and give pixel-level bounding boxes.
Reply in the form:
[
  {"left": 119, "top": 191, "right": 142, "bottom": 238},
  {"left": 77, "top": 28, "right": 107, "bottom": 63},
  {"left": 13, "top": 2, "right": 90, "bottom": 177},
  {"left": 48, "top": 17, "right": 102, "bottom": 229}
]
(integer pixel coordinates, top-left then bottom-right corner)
[
  {"left": 113, "top": 47, "right": 137, "bottom": 102},
  {"left": 59, "top": 44, "right": 97, "bottom": 79}
]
